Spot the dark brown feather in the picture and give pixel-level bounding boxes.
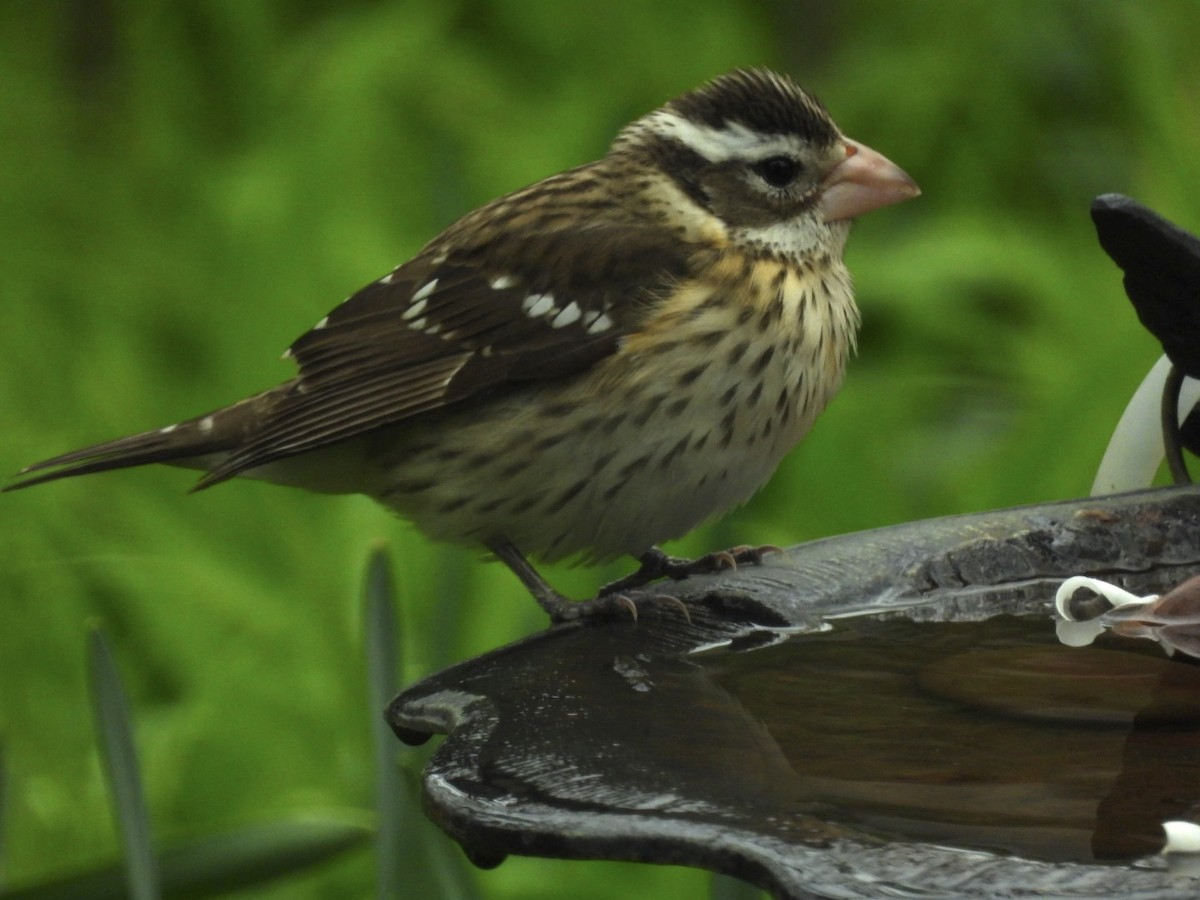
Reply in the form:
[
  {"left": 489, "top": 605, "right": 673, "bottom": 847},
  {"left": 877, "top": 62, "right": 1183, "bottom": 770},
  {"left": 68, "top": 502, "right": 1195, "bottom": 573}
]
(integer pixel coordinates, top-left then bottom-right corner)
[
  {"left": 9, "top": 158, "right": 697, "bottom": 492},
  {"left": 193, "top": 185, "right": 695, "bottom": 485},
  {"left": 5, "top": 390, "right": 279, "bottom": 490}
]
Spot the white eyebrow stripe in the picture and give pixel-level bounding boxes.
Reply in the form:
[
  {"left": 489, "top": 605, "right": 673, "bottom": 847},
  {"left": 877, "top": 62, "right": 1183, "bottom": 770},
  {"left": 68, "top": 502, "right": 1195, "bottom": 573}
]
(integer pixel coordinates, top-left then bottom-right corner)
[{"left": 645, "top": 111, "right": 808, "bottom": 162}]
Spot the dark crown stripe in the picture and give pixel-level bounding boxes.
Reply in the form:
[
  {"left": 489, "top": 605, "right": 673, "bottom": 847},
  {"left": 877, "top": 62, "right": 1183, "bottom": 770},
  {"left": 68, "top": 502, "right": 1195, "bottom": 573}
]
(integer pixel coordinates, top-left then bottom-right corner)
[{"left": 668, "top": 68, "right": 837, "bottom": 145}]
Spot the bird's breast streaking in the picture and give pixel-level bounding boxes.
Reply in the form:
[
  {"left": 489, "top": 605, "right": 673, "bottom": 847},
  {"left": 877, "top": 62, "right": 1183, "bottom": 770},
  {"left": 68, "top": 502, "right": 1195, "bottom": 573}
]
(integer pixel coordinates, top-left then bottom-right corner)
[{"left": 371, "top": 251, "right": 857, "bottom": 564}]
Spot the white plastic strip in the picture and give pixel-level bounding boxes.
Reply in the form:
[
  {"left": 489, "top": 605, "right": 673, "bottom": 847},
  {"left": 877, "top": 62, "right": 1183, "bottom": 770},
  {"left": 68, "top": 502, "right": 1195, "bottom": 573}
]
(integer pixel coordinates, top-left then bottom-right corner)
[{"left": 1091, "top": 355, "right": 1200, "bottom": 496}]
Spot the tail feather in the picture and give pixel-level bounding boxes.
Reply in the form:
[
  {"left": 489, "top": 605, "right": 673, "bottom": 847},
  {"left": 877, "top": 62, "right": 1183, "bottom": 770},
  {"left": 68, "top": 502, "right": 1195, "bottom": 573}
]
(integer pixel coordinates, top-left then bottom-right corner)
[{"left": 5, "top": 392, "right": 276, "bottom": 492}]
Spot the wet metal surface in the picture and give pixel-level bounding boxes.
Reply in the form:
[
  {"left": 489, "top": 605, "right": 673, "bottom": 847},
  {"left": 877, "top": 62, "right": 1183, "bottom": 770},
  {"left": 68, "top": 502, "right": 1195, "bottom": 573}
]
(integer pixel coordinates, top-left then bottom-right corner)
[{"left": 389, "top": 487, "right": 1200, "bottom": 898}]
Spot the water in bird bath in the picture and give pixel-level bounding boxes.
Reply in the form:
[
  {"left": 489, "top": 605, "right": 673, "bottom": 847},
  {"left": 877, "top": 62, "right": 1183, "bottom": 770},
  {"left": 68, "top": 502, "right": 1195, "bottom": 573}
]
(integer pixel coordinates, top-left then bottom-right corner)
[{"left": 696, "top": 612, "right": 1200, "bottom": 863}]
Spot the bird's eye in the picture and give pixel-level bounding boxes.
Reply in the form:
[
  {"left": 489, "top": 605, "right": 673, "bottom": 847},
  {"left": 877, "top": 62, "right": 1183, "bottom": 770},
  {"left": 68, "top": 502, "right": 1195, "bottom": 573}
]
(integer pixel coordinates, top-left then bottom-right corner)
[{"left": 752, "top": 156, "right": 802, "bottom": 188}]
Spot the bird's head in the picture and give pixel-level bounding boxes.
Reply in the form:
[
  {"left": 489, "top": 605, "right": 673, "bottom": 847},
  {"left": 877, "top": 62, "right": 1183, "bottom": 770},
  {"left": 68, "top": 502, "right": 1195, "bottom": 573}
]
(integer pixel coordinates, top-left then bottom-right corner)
[{"left": 616, "top": 68, "right": 919, "bottom": 259}]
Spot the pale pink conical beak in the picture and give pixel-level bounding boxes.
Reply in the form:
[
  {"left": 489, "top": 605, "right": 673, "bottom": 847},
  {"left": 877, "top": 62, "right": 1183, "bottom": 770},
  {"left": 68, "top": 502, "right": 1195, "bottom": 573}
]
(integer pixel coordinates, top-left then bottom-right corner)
[{"left": 819, "top": 138, "right": 920, "bottom": 222}]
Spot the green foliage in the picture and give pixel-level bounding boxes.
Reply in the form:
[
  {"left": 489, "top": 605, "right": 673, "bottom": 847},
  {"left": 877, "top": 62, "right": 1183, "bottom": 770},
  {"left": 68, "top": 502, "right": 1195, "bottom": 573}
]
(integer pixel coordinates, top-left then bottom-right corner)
[
  {"left": 0, "top": 817, "right": 372, "bottom": 900},
  {"left": 1, "top": 1, "right": 1198, "bottom": 898},
  {"left": 0, "top": 562, "right": 425, "bottom": 899}
]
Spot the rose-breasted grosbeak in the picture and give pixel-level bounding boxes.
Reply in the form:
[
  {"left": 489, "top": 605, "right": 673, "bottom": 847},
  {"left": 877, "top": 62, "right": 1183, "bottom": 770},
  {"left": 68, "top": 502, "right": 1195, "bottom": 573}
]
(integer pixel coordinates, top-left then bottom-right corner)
[{"left": 9, "top": 69, "right": 918, "bottom": 621}]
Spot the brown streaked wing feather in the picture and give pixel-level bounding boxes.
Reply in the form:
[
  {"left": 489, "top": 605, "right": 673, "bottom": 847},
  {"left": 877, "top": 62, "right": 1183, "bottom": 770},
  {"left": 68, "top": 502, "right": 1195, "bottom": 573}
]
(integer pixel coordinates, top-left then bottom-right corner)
[
  {"left": 5, "top": 389, "right": 279, "bottom": 490},
  {"left": 199, "top": 212, "right": 694, "bottom": 486},
  {"left": 195, "top": 344, "right": 472, "bottom": 487}
]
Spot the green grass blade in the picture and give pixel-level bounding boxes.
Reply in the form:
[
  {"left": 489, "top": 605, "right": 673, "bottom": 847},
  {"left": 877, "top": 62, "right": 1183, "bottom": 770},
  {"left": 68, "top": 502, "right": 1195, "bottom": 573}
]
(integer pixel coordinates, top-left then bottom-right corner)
[
  {"left": 161, "top": 817, "right": 371, "bottom": 897},
  {"left": 0, "top": 816, "right": 372, "bottom": 900},
  {"left": 87, "top": 627, "right": 160, "bottom": 900},
  {"left": 363, "top": 548, "right": 479, "bottom": 900},
  {"left": 1, "top": 741, "right": 7, "bottom": 885},
  {"left": 363, "top": 546, "right": 404, "bottom": 898}
]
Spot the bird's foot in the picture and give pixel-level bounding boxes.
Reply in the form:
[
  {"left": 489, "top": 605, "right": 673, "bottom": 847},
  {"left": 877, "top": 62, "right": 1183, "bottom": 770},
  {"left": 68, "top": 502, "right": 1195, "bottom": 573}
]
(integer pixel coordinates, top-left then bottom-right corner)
[
  {"left": 544, "top": 590, "right": 692, "bottom": 625},
  {"left": 489, "top": 537, "right": 770, "bottom": 625},
  {"left": 599, "top": 544, "right": 780, "bottom": 596},
  {"left": 488, "top": 537, "right": 690, "bottom": 625}
]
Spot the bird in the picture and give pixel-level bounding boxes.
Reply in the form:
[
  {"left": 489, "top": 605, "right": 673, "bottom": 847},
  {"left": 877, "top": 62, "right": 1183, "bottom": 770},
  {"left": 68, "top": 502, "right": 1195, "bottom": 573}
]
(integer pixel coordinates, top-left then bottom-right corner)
[{"left": 7, "top": 69, "right": 919, "bottom": 622}]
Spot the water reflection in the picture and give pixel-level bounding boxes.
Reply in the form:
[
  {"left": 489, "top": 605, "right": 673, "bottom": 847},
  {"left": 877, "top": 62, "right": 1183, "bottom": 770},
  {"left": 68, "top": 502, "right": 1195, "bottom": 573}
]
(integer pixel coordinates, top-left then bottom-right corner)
[
  {"left": 684, "top": 615, "right": 1200, "bottom": 862},
  {"left": 1057, "top": 574, "right": 1200, "bottom": 659}
]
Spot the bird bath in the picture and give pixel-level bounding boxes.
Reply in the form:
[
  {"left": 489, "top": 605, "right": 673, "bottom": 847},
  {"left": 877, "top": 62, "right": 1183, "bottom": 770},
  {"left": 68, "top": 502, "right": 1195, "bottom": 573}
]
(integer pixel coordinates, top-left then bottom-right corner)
[{"left": 388, "top": 486, "right": 1200, "bottom": 898}]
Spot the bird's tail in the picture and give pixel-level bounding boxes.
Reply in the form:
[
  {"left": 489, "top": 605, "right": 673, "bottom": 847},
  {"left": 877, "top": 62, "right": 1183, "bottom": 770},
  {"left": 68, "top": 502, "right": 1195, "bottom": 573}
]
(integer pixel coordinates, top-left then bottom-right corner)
[{"left": 5, "top": 390, "right": 278, "bottom": 492}]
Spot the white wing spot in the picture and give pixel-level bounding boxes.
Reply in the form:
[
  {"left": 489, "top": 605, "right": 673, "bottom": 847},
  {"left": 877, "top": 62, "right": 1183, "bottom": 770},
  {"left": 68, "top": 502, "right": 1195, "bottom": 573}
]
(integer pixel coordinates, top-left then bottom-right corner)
[
  {"left": 490, "top": 274, "right": 517, "bottom": 290},
  {"left": 552, "top": 302, "right": 582, "bottom": 328},
  {"left": 378, "top": 272, "right": 397, "bottom": 285},
  {"left": 411, "top": 278, "right": 439, "bottom": 303},
  {"left": 423, "top": 321, "right": 442, "bottom": 336},
  {"left": 159, "top": 424, "right": 177, "bottom": 435},
  {"left": 401, "top": 298, "right": 428, "bottom": 321},
  {"left": 587, "top": 312, "right": 614, "bottom": 334},
  {"left": 524, "top": 293, "right": 557, "bottom": 318},
  {"left": 198, "top": 416, "right": 215, "bottom": 435},
  {"left": 313, "top": 315, "right": 329, "bottom": 330},
  {"left": 408, "top": 317, "right": 428, "bottom": 331}
]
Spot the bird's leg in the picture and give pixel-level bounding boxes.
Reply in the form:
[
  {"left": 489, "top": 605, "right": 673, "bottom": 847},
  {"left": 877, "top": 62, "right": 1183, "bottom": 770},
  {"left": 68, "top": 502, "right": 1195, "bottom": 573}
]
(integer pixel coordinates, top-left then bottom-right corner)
[
  {"left": 599, "top": 544, "right": 781, "bottom": 595},
  {"left": 488, "top": 538, "right": 639, "bottom": 624},
  {"left": 488, "top": 538, "right": 572, "bottom": 619}
]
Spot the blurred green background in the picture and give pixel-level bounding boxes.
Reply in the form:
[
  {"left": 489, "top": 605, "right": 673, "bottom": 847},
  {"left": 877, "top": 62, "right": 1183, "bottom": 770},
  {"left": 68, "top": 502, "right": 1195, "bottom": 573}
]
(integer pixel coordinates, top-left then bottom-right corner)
[{"left": 2, "top": 0, "right": 1198, "bottom": 897}]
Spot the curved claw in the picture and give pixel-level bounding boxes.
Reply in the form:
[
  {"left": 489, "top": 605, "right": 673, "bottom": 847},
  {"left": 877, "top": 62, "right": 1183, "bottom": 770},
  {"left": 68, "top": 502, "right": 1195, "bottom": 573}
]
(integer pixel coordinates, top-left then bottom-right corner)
[
  {"left": 599, "top": 543, "right": 781, "bottom": 597},
  {"left": 726, "top": 544, "right": 783, "bottom": 566},
  {"left": 549, "top": 591, "right": 691, "bottom": 625},
  {"left": 648, "top": 593, "right": 692, "bottom": 624},
  {"left": 549, "top": 591, "right": 641, "bottom": 624},
  {"left": 612, "top": 594, "right": 639, "bottom": 623},
  {"left": 709, "top": 550, "right": 738, "bottom": 571}
]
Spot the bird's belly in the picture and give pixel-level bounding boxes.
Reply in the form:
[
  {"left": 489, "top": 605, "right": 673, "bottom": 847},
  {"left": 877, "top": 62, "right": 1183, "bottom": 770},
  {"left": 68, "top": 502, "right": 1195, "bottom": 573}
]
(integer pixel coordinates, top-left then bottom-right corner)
[{"left": 373, "top": 308, "right": 848, "bottom": 563}]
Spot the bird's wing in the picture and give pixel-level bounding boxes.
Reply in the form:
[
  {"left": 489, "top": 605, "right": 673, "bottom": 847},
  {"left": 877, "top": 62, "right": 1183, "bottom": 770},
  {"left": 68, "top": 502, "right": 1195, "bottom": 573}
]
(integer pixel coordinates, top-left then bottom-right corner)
[{"left": 196, "top": 201, "right": 693, "bottom": 486}]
